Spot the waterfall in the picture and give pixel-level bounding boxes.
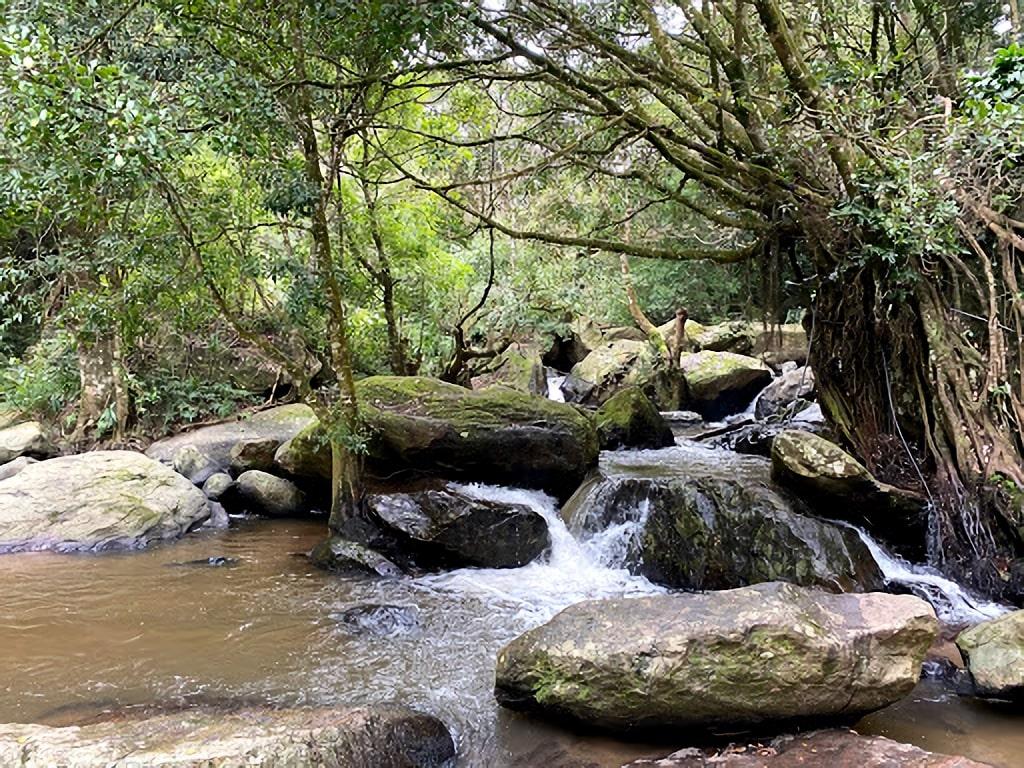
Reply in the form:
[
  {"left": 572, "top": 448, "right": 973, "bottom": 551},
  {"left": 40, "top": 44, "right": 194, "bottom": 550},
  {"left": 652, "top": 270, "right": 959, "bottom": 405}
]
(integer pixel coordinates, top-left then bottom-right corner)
[{"left": 844, "top": 523, "right": 1009, "bottom": 625}]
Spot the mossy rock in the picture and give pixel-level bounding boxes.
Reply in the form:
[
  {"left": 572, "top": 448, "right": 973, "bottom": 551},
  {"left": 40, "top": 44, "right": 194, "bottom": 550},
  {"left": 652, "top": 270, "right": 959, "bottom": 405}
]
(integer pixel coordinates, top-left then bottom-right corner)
[
  {"left": 275, "top": 376, "right": 599, "bottom": 500},
  {"left": 563, "top": 339, "right": 684, "bottom": 410},
  {"left": 679, "top": 350, "right": 772, "bottom": 419},
  {"left": 470, "top": 345, "right": 546, "bottom": 395},
  {"left": 494, "top": 582, "right": 937, "bottom": 732},
  {"left": 595, "top": 388, "right": 674, "bottom": 450}
]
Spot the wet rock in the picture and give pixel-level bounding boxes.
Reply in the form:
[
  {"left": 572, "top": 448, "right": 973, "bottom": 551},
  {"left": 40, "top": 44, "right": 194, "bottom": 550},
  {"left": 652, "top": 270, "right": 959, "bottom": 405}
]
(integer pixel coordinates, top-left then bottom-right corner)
[
  {"left": 754, "top": 366, "right": 815, "bottom": 420},
  {"left": 229, "top": 436, "right": 281, "bottom": 474},
  {"left": 276, "top": 377, "right": 598, "bottom": 501},
  {"left": 622, "top": 730, "right": 990, "bottom": 767},
  {"left": 771, "top": 429, "right": 927, "bottom": 557},
  {"left": 170, "top": 555, "right": 239, "bottom": 568},
  {"left": 172, "top": 445, "right": 220, "bottom": 486},
  {"left": 680, "top": 351, "right": 772, "bottom": 420},
  {"left": 956, "top": 609, "right": 1024, "bottom": 699},
  {"left": 204, "top": 501, "right": 231, "bottom": 529},
  {"left": 331, "top": 604, "right": 420, "bottom": 637},
  {"left": 595, "top": 388, "right": 674, "bottom": 450},
  {"left": 0, "top": 704, "right": 455, "bottom": 767},
  {"left": 0, "top": 456, "right": 38, "bottom": 482},
  {"left": 146, "top": 403, "right": 316, "bottom": 467},
  {"left": 311, "top": 535, "right": 404, "bottom": 578},
  {"left": 236, "top": 470, "right": 306, "bottom": 517},
  {"left": 494, "top": 582, "right": 937, "bottom": 732},
  {"left": 366, "top": 487, "right": 551, "bottom": 569},
  {"left": 0, "top": 421, "right": 54, "bottom": 464},
  {"left": 570, "top": 467, "right": 883, "bottom": 593},
  {"left": 0, "top": 451, "right": 210, "bottom": 552}
]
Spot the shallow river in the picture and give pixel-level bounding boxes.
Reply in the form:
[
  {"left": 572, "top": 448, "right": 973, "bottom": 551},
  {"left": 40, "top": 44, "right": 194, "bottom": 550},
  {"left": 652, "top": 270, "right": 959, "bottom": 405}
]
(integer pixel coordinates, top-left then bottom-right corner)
[{"left": 1, "top": 452, "right": 1022, "bottom": 766}]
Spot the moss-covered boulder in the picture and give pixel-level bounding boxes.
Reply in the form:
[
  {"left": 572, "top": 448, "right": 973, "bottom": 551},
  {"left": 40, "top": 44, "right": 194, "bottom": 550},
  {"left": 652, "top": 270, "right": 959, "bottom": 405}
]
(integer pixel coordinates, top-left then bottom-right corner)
[
  {"left": 680, "top": 351, "right": 772, "bottom": 419},
  {"left": 494, "top": 582, "right": 937, "bottom": 732},
  {"left": 471, "top": 345, "right": 548, "bottom": 396},
  {"left": 276, "top": 377, "right": 598, "bottom": 500},
  {"left": 595, "top": 388, "right": 674, "bottom": 450},
  {"left": 562, "top": 339, "right": 683, "bottom": 409},
  {"left": 771, "top": 429, "right": 926, "bottom": 556},
  {"left": 236, "top": 470, "right": 307, "bottom": 517},
  {"left": 0, "top": 704, "right": 455, "bottom": 767},
  {"left": 0, "top": 451, "right": 210, "bottom": 552},
  {"left": 565, "top": 452, "right": 883, "bottom": 593},
  {"left": 0, "top": 421, "right": 54, "bottom": 464},
  {"left": 956, "top": 610, "right": 1024, "bottom": 699}
]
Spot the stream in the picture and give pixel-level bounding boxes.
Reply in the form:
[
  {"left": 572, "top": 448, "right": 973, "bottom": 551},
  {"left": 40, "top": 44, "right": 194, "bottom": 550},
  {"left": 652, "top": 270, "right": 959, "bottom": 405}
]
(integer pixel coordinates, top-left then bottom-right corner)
[{"left": 0, "top": 442, "right": 1020, "bottom": 767}]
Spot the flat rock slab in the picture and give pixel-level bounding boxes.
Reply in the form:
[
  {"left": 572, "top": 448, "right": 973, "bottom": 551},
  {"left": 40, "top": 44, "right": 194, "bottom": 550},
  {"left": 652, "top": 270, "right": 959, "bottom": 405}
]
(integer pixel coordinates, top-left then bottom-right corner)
[
  {"left": 495, "top": 582, "right": 937, "bottom": 732},
  {"left": 146, "top": 404, "right": 315, "bottom": 466},
  {"left": 0, "top": 704, "right": 455, "bottom": 767},
  {"left": 623, "top": 729, "right": 991, "bottom": 767},
  {"left": 0, "top": 451, "right": 210, "bottom": 553}
]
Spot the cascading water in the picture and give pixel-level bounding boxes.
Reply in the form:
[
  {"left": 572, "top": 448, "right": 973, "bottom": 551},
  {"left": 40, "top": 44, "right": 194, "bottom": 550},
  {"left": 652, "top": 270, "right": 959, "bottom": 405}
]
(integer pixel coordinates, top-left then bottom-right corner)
[{"left": 545, "top": 370, "right": 567, "bottom": 403}]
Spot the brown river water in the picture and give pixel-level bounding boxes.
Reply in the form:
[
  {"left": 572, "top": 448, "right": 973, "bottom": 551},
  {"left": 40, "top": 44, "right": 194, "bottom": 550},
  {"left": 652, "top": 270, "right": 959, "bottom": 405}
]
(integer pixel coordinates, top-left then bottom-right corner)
[{"left": 1, "top": 450, "right": 1023, "bottom": 767}]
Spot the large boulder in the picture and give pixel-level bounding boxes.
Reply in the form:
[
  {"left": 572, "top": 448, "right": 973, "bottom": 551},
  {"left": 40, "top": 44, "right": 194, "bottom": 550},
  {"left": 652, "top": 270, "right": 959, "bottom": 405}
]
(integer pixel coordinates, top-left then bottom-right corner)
[
  {"left": 561, "top": 339, "right": 683, "bottom": 410},
  {"left": 680, "top": 321, "right": 808, "bottom": 369},
  {"left": 0, "top": 451, "right": 210, "bottom": 552},
  {"left": 0, "top": 704, "right": 455, "bottom": 767},
  {"left": 771, "top": 430, "right": 926, "bottom": 556},
  {"left": 146, "top": 403, "right": 316, "bottom": 468},
  {"left": 754, "top": 366, "right": 815, "bottom": 420},
  {"left": 565, "top": 453, "right": 883, "bottom": 593},
  {"left": 276, "top": 377, "right": 598, "bottom": 500},
  {"left": 956, "top": 610, "right": 1024, "bottom": 699},
  {"left": 494, "top": 582, "right": 937, "bottom": 732},
  {"left": 0, "top": 421, "right": 54, "bottom": 464},
  {"left": 236, "top": 470, "right": 307, "bottom": 517},
  {"left": 229, "top": 436, "right": 281, "bottom": 473},
  {"left": 470, "top": 344, "right": 547, "bottom": 395},
  {"left": 623, "top": 730, "right": 990, "bottom": 767},
  {"left": 595, "top": 387, "right": 674, "bottom": 450},
  {"left": 680, "top": 351, "right": 772, "bottom": 419},
  {"left": 364, "top": 486, "right": 551, "bottom": 569}
]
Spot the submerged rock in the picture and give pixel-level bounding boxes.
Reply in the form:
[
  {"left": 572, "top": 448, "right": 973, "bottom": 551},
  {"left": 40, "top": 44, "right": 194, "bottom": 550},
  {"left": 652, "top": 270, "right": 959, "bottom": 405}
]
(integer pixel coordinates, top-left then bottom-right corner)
[
  {"left": 494, "top": 582, "right": 937, "bottom": 732},
  {"left": 366, "top": 487, "right": 550, "bottom": 569},
  {"left": 0, "top": 421, "right": 53, "bottom": 464},
  {"left": 595, "top": 387, "right": 675, "bottom": 450},
  {"left": 0, "top": 451, "right": 210, "bottom": 553},
  {"left": 236, "top": 470, "right": 307, "bottom": 517},
  {"left": 622, "top": 730, "right": 990, "bottom": 767},
  {"left": 956, "top": 610, "right": 1024, "bottom": 699},
  {"left": 331, "top": 604, "right": 421, "bottom": 637},
  {"left": 771, "top": 429, "right": 926, "bottom": 556},
  {"left": 0, "top": 704, "right": 455, "bottom": 767},
  {"left": 680, "top": 351, "right": 772, "bottom": 420},
  {"left": 276, "top": 377, "right": 598, "bottom": 500},
  {"left": 311, "top": 535, "right": 404, "bottom": 578}
]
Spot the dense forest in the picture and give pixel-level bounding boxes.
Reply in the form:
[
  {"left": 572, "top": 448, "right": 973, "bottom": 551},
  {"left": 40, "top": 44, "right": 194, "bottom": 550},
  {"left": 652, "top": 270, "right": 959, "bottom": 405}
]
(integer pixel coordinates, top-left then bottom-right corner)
[{"left": 1, "top": 1, "right": 1023, "bottom": 766}]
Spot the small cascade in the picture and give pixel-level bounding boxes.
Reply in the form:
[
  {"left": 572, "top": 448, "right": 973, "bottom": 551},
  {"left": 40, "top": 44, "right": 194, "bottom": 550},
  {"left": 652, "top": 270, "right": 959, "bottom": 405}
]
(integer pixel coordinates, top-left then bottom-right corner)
[
  {"left": 411, "top": 482, "right": 661, "bottom": 624},
  {"left": 545, "top": 370, "right": 567, "bottom": 402},
  {"left": 845, "top": 523, "right": 1009, "bottom": 625}
]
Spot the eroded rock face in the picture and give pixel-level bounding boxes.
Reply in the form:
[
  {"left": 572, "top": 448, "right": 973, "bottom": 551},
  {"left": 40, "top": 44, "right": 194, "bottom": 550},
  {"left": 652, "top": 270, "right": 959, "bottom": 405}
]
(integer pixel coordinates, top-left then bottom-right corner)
[
  {"left": 276, "top": 377, "right": 599, "bottom": 501},
  {"left": 956, "top": 610, "right": 1024, "bottom": 699},
  {"left": 595, "top": 388, "right": 674, "bottom": 450},
  {"left": 366, "top": 487, "right": 550, "bottom": 569},
  {"left": 0, "top": 421, "right": 53, "bottom": 464},
  {"left": 494, "top": 582, "right": 937, "bottom": 732},
  {"left": 0, "top": 451, "right": 210, "bottom": 553},
  {"left": 0, "top": 704, "right": 455, "bottom": 768},
  {"left": 622, "top": 730, "right": 990, "bottom": 767},
  {"left": 770, "top": 429, "right": 926, "bottom": 556},
  {"left": 680, "top": 351, "right": 772, "bottom": 420}
]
